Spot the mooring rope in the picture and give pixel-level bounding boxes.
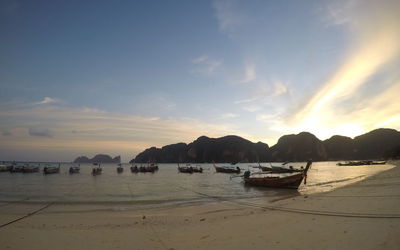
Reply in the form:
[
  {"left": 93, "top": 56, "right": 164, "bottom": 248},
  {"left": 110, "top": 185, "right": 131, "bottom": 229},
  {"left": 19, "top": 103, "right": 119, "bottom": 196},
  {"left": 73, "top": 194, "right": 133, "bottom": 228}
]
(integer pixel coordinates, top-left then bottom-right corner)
[{"left": 0, "top": 202, "right": 54, "bottom": 228}]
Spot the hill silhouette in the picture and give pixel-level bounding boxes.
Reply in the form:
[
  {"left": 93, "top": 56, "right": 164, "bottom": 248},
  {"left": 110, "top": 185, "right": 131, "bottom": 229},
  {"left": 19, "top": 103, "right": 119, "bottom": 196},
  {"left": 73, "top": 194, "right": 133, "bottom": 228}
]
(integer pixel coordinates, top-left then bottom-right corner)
[
  {"left": 131, "top": 128, "right": 400, "bottom": 163},
  {"left": 133, "top": 135, "right": 270, "bottom": 163},
  {"left": 74, "top": 154, "right": 121, "bottom": 163}
]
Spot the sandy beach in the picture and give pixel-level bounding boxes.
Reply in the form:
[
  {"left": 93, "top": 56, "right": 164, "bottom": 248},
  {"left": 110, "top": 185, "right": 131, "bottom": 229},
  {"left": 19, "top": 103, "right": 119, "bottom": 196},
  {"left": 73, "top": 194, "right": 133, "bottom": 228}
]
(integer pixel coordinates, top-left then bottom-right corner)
[{"left": 1, "top": 161, "right": 399, "bottom": 250}]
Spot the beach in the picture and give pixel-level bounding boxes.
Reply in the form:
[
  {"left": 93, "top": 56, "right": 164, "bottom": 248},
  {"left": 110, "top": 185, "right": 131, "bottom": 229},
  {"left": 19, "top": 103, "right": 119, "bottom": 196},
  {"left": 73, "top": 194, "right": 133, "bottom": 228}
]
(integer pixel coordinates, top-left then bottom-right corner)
[{"left": 1, "top": 161, "right": 399, "bottom": 250}]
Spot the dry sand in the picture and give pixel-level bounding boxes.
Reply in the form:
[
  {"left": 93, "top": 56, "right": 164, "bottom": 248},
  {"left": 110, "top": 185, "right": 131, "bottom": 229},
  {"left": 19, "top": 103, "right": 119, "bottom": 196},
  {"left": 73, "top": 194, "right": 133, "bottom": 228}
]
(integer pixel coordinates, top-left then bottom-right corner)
[{"left": 1, "top": 161, "right": 400, "bottom": 250}]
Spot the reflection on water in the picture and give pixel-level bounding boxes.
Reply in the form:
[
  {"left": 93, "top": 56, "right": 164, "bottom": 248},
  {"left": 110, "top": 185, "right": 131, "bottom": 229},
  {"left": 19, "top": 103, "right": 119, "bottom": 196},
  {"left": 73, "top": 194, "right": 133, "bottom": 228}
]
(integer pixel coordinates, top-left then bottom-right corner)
[{"left": 0, "top": 162, "right": 393, "bottom": 207}]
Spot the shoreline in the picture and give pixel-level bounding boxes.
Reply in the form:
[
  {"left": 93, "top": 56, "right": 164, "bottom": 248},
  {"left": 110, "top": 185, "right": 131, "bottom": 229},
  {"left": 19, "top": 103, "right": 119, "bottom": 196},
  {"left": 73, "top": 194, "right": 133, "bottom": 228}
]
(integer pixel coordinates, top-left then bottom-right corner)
[{"left": 0, "top": 161, "right": 399, "bottom": 249}]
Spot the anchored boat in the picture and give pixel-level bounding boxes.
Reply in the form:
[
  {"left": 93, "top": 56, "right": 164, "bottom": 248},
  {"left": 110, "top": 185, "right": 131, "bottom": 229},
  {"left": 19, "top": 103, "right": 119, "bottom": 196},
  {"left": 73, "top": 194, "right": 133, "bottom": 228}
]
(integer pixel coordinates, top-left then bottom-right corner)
[
  {"left": 259, "top": 163, "right": 304, "bottom": 173},
  {"left": 214, "top": 163, "right": 240, "bottom": 174},
  {"left": 43, "top": 164, "right": 60, "bottom": 174},
  {"left": 117, "top": 163, "right": 124, "bottom": 173},
  {"left": 0, "top": 164, "right": 12, "bottom": 172},
  {"left": 337, "top": 160, "right": 387, "bottom": 166},
  {"left": 69, "top": 164, "right": 80, "bottom": 174},
  {"left": 23, "top": 165, "right": 40, "bottom": 173},
  {"left": 243, "top": 160, "right": 312, "bottom": 189},
  {"left": 92, "top": 163, "right": 102, "bottom": 176},
  {"left": 178, "top": 163, "right": 203, "bottom": 173},
  {"left": 130, "top": 164, "right": 139, "bottom": 173}
]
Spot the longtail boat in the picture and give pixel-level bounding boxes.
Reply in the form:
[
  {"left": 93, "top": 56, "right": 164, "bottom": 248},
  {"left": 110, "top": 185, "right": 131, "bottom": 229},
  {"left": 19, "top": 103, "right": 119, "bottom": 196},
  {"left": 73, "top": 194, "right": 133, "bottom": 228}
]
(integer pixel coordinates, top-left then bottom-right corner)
[
  {"left": 23, "top": 165, "right": 40, "bottom": 173},
  {"left": 259, "top": 163, "right": 304, "bottom": 173},
  {"left": 214, "top": 163, "right": 240, "bottom": 174},
  {"left": 0, "top": 164, "right": 12, "bottom": 172},
  {"left": 10, "top": 165, "right": 24, "bottom": 173},
  {"left": 44, "top": 164, "right": 60, "bottom": 175},
  {"left": 130, "top": 165, "right": 139, "bottom": 173},
  {"left": 337, "top": 160, "right": 387, "bottom": 166},
  {"left": 243, "top": 160, "right": 312, "bottom": 189},
  {"left": 92, "top": 163, "right": 102, "bottom": 176},
  {"left": 69, "top": 164, "right": 80, "bottom": 174},
  {"left": 177, "top": 163, "right": 203, "bottom": 173},
  {"left": 117, "top": 163, "right": 124, "bottom": 173}
]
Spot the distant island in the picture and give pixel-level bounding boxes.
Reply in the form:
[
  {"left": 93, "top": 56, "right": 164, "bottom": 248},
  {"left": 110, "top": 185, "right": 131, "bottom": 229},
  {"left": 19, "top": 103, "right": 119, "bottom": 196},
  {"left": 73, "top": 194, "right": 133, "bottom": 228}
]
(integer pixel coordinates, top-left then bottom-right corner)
[
  {"left": 130, "top": 128, "right": 400, "bottom": 163},
  {"left": 73, "top": 154, "right": 121, "bottom": 163}
]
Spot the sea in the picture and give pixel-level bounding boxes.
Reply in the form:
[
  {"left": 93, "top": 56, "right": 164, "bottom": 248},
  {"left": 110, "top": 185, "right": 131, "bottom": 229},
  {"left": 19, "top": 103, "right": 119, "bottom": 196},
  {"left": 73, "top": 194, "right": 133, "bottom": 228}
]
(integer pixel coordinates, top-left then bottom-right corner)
[{"left": 0, "top": 162, "right": 394, "bottom": 209}]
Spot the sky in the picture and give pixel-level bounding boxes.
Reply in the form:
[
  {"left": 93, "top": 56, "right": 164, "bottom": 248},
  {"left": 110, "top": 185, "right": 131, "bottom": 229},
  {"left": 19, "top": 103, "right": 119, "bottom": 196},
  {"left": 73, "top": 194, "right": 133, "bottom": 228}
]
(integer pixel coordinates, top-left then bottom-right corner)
[{"left": 1, "top": 0, "right": 399, "bottom": 162}]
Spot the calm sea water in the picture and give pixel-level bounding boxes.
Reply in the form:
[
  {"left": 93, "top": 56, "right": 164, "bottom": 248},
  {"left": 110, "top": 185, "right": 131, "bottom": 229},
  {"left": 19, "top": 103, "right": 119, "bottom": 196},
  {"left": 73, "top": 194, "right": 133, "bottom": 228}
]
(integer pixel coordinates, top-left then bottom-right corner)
[{"left": 0, "top": 162, "right": 393, "bottom": 208}]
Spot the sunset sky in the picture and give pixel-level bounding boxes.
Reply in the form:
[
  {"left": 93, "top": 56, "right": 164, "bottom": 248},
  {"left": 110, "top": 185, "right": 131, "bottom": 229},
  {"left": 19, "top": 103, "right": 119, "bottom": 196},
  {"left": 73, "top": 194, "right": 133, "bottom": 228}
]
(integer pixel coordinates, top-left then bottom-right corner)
[{"left": 1, "top": 0, "right": 399, "bottom": 162}]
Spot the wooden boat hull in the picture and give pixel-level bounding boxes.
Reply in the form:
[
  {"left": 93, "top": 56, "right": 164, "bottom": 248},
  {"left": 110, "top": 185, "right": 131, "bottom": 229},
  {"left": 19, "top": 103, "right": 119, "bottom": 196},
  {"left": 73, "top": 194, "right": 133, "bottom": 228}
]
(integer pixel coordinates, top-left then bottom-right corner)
[
  {"left": 178, "top": 166, "right": 203, "bottom": 173},
  {"left": 139, "top": 166, "right": 155, "bottom": 173},
  {"left": 69, "top": 167, "right": 80, "bottom": 174},
  {"left": 337, "top": 160, "right": 387, "bottom": 166},
  {"left": 244, "top": 160, "right": 312, "bottom": 189},
  {"left": 10, "top": 166, "right": 24, "bottom": 173},
  {"left": 215, "top": 166, "right": 240, "bottom": 174},
  {"left": 260, "top": 166, "right": 302, "bottom": 173},
  {"left": 178, "top": 167, "right": 192, "bottom": 173},
  {"left": 44, "top": 167, "right": 60, "bottom": 174},
  {"left": 92, "top": 167, "right": 102, "bottom": 175},
  {"left": 244, "top": 173, "right": 305, "bottom": 189},
  {"left": 23, "top": 166, "right": 40, "bottom": 173},
  {"left": 0, "top": 165, "right": 12, "bottom": 172}
]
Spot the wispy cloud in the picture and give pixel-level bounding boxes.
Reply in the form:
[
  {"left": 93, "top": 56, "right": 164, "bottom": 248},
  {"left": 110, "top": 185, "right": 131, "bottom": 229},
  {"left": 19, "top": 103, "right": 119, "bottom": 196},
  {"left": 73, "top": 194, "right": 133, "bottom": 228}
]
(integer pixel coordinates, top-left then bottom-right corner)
[
  {"left": 234, "top": 97, "right": 258, "bottom": 104},
  {"left": 323, "top": 0, "right": 359, "bottom": 26},
  {"left": 28, "top": 127, "right": 52, "bottom": 137},
  {"left": 240, "top": 63, "right": 256, "bottom": 84},
  {"left": 220, "top": 113, "right": 239, "bottom": 119},
  {"left": 0, "top": 104, "right": 245, "bottom": 161},
  {"left": 234, "top": 80, "right": 290, "bottom": 113},
  {"left": 241, "top": 105, "right": 260, "bottom": 113},
  {"left": 273, "top": 82, "right": 288, "bottom": 96},
  {"left": 191, "top": 55, "right": 222, "bottom": 75},
  {"left": 35, "top": 97, "right": 60, "bottom": 105},
  {"left": 213, "top": 0, "right": 246, "bottom": 33}
]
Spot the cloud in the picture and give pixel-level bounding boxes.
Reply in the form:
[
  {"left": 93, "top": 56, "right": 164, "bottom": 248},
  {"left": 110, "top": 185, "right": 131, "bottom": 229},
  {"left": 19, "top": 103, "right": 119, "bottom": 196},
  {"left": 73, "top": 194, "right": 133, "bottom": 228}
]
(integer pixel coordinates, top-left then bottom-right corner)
[
  {"left": 241, "top": 105, "right": 260, "bottom": 113},
  {"left": 35, "top": 97, "right": 60, "bottom": 105},
  {"left": 220, "top": 113, "right": 239, "bottom": 119},
  {"left": 192, "top": 55, "right": 208, "bottom": 64},
  {"left": 323, "top": 0, "right": 360, "bottom": 26},
  {"left": 213, "top": 0, "right": 243, "bottom": 32},
  {"left": 191, "top": 55, "right": 222, "bottom": 75},
  {"left": 240, "top": 64, "right": 256, "bottom": 84},
  {"left": 273, "top": 82, "right": 288, "bottom": 96},
  {"left": 234, "top": 80, "right": 290, "bottom": 114},
  {"left": 0, "top": 104, "right": 246, "bottom": 161},
  {"left": 234, "top": 97, "right": 259, "bottom": 104},
  {"left": 28, "top": 127, "right": 52, "bottom": 137},
  {"left": 287, "top": 0, "right": 400, "bottom": 139}
]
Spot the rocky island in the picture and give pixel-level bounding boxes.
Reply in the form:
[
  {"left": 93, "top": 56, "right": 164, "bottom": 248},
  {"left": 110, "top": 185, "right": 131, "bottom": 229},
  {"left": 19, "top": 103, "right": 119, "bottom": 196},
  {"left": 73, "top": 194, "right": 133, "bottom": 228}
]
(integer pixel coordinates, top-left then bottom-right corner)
[{"left": 73, "top": 154, "right": 121, "bottom": 163}]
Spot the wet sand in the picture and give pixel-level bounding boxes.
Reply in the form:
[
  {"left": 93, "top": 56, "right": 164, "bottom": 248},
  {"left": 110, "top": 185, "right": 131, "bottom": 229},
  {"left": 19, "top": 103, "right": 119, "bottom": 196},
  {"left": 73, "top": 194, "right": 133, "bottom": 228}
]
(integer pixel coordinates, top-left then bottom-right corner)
[{"left": 1, "top": 161, "right": 399, "bottom": 250}]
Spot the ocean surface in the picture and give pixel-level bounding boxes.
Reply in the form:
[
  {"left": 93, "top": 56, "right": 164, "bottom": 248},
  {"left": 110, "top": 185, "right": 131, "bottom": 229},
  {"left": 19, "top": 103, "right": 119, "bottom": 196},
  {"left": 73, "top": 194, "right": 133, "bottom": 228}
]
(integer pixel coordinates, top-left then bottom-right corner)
[{"left": 0, "top": 162, "right": 394, "bottom": 208}]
